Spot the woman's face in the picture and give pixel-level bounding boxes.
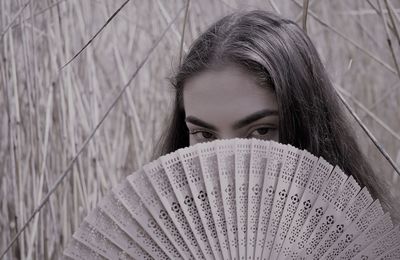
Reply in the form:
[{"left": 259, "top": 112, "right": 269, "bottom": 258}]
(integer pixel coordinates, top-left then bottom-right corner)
[{"left": 183, "top": 65, "right": 279, "bottom": 145}]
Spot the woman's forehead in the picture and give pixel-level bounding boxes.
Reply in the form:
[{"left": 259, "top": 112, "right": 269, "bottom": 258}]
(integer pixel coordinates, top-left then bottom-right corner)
[{"left": 183, "top": 65, "right": 277, "bottom": 123}]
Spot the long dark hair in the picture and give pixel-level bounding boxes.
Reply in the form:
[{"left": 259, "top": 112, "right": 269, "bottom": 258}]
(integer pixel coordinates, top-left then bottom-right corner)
[{"left": 153, "top": 10, "right": 389, "bottom": 211}]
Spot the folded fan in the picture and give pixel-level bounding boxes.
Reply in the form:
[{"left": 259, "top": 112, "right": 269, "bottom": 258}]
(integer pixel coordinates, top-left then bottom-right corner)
[{"left": 63, "top": 138, "right": 400, "bottom": 260}]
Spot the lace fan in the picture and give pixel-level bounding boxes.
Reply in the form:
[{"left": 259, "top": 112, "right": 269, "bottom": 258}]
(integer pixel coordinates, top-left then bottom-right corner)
[{"left": 63, "top": 138, "right": 400, "bottom": 260}]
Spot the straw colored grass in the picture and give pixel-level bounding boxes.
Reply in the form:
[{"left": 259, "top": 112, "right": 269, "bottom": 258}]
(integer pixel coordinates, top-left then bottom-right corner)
[{"left": 0, "top": 0, "right": 399, "bottom": 259}]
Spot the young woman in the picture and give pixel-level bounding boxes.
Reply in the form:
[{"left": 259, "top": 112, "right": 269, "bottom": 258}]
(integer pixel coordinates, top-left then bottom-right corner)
[{"left": 154, "top": 10, "right": 394, "bottom": 215}]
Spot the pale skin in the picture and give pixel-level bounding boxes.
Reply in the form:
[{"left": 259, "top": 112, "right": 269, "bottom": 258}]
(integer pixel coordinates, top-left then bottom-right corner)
[{"left": 183, "top": 65, "right": 279, "bottom": 145}]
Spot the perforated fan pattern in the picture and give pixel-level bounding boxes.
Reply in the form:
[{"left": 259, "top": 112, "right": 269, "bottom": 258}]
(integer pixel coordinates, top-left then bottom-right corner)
[
  {"left": 293, "top": 166, "right": 347, "bottom": 255},
  {"left": 127, "top": 171, "right": 194, "bottom": 259},
  {"left": 270, "top": 151, "right": 317, "bottom": 260},
  {"left": 198, "top": 142, "right": 231, "bottom": 260},
  {"left": 379, "top": 245, "right": 400, "bottom": 260},
  {"left": 354, "top": 226, "right": 400, "bottom": 260},
  {"left": 144, "top": 160, "right": 204, "bottom": 259},
  {"left": 323, "top": 199, "right": 384, "bottom": 260},
  {"left": 247, "top": 140, "right": 270, "bottom": 260},
  {"left": 281, "top": 157, "right": 334, "bottom": 259},
  {"left": 161, "top": 152, "right": 214, "bottom": 259},
  {"left": 64, "top": 138, "right": 399, "bottom": 260},
  {"left": 178, "top": 147, "right": 223, "bottom": 260},
  {"left": 262, "top": 147, "right": 301, "bottom": 260},
  {"left": 217, "top": 140, "right": 239, "bottom": 260},
  {"left": 337, "top": 213, "right": 394, "bottom": 260},
  {"left": 64, "top": 238, "right": 106, "bottom": 260}
]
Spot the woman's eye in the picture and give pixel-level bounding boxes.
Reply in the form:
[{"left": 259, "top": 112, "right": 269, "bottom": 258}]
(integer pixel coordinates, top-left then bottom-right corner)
[
  {"left": 249, "top": 127, "right": 274, "bottom": 138},
  {"left": 190, "top": 131, "right": 216, "bottom": 140}
]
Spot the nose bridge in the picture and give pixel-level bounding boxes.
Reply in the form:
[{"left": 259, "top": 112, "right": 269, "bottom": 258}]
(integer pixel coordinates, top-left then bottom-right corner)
[{"left": 218, "top": 129, "right": 241, "bottom": 140}]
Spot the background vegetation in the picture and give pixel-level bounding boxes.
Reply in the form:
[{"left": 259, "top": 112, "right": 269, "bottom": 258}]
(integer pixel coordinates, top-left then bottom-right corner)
[{"left": 1, "top": 0, "right": 399, "bottom": 259}]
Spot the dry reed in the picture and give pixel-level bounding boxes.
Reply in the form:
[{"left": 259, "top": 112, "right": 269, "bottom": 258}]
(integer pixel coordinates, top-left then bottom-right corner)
[{"left": 0, "top": 0, "right": 399, "bottom": 259}]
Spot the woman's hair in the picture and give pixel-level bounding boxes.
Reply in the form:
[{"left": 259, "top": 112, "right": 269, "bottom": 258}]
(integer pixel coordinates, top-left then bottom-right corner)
[{"left": 153, "top": 10, "right": 388, "bottom": 209}]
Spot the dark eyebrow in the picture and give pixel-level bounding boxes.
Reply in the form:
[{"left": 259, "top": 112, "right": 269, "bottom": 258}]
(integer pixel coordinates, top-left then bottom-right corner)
[
  {"left": 185, "top": 116, "right": 218, "bottom": 131},
  {"left": 232, "top": 109, "right": 278, "bottom": 129},
  {"left": 185, "top": 109, "right": 278, "bottom": 131}
]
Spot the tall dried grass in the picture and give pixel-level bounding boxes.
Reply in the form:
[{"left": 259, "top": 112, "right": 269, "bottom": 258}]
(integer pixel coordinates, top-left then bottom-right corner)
[{"left": 0, "top": 0, "right": 399, "bottom": 259}]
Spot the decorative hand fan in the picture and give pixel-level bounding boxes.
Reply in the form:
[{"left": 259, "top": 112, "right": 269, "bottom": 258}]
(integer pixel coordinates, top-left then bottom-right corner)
[{"left": 63, "top": 138, "right": 400, "bottom": 260}]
